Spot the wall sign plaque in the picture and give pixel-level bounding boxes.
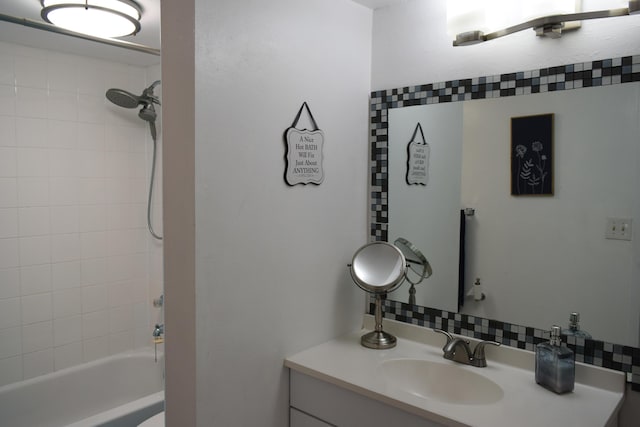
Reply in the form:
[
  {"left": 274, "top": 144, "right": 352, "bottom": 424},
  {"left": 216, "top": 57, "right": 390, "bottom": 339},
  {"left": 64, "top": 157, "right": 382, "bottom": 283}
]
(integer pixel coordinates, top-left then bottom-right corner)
[
  {"left": 406, "top": 122, "right": 430, "bottom": 186},
  {"left": 284, "top": 102, "right": 324, "bottom": 186}
]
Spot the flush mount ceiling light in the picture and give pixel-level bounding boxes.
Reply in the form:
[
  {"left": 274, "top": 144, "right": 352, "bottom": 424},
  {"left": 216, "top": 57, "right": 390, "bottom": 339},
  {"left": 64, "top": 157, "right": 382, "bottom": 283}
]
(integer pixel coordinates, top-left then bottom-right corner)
[
  {"left": 41, "top": 0, "right": 142, "bottom": 39},
  {"left": 448, "top": 0, "right": 640, "bottom": 46}
]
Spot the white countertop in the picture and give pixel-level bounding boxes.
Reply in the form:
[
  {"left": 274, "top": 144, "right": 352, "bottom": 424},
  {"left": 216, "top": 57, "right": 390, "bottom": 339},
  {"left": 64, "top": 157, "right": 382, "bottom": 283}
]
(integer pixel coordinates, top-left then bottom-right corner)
[{"left": 285, "top": 317, "right": 625, "bottom": 427}]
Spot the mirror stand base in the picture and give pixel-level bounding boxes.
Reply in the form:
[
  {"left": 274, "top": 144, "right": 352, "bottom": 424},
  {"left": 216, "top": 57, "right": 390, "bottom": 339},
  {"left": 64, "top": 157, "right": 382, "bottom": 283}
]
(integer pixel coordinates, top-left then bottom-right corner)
[{"left": 361, "top": 330, "right": 397, "bottom": 349}]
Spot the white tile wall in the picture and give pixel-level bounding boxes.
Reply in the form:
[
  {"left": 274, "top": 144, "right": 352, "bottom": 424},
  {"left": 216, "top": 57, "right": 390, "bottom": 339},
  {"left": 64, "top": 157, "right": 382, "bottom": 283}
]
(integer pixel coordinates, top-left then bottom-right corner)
[
  {"left": 0, "top": 238, "right": 19, "bottom": 269},
  {"left": 0, "top": 298, "right": 21, "bottom": 329},
  {"left": 18, "top": 207, "right": 50, "bottom": 236},
  {"left": 0, "top": 84, "right": 16, "bottom": 116},
  {"left": 22, "top": 321, "right": 53, "bottom": 353},
  {"left": 23, "top": 348, "right": 54, "bottom": 379},
  {"left": 0, "top": 208, "right": 17, "bottom": 237},
  {"left": 0, "top": 327, "right": 22, "bottom": 359},
  {"left": 54, "top": 341, "right": 83, "bottom": 371},
  {"left": 0, "top": 356, "right": 22, "bottom": 386},
  {"left": 0, "top": 268, "right": 20, "bottom": 299},
  {"left": 0, "top": 148, "right": 17, "bottom": 177},
  {"left": 0, "top": 116, "right": 16, "bottom": 147},
  {"left": 20, "top": 264, "right": 51, "bottom": 295},
  {"left": 51, "top": 261, "right": 81, "bottom": 290},
  {"left": 0, "top": 42, "right": 163, "bottom": 387}
]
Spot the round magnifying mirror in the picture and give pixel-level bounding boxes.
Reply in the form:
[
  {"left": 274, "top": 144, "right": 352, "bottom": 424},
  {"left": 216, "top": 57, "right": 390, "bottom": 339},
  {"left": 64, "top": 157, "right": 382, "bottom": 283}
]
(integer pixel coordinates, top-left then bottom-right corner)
[
  {"left": 393, "top": 237, "right": 432, "bottom": 306},
  {"left": 349, "top": 242, "right": 407, "bottom": 294},
  {"left": 393, "top": 237, "right": 432, "bottom": 285},
  {"left": 348, "top": 242, "right": 407, "bottom": 350}
]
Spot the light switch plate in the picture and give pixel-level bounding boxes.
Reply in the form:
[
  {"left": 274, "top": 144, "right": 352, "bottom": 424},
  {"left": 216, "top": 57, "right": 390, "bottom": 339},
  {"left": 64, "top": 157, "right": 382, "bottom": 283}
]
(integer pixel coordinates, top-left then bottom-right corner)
[{"left": 605, "top": 217, "right": 632, "bottom": 241}]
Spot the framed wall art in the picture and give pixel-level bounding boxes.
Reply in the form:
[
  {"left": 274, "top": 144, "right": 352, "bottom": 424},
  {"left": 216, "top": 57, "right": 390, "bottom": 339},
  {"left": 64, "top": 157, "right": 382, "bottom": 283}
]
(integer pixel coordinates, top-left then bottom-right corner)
[{"left": 511, "top": 113, "right": 554, "bottom": 196}]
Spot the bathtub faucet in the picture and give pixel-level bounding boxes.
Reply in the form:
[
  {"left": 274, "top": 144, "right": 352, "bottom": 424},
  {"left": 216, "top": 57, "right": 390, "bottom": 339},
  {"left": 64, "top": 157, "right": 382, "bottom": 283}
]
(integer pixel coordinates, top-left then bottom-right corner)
[
  {"left": 153, "top": 324, "right": 164, "bottom": 338},
  {"left": 152, "top": 324, "right": 164, "bottom": 363}
]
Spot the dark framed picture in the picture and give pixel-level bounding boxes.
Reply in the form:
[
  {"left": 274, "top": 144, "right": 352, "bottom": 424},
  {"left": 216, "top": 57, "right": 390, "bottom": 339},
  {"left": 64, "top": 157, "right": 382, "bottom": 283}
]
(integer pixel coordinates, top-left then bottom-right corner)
[{"left": 511, "top": 113, "right": 554, "bottom": 196}]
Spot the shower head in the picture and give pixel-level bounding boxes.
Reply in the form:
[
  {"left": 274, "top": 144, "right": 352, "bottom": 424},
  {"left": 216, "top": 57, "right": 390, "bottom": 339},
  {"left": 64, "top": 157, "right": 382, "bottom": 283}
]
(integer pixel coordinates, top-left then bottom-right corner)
[
  {"left": 106, "top": 80, "right": 161, "bottom": 131},
  {"left": 106, "top": 80, "right": 161, "bottom": 110},
  {"left": 106, "top": 88, "right": 141, "bottom": 109}
]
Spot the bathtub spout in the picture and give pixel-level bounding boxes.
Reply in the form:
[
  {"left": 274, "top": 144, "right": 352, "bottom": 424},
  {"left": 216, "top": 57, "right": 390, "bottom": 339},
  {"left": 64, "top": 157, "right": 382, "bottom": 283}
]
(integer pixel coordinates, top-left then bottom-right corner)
[{"left": 152, "top": 324, "right": 164, "bottom": 338}]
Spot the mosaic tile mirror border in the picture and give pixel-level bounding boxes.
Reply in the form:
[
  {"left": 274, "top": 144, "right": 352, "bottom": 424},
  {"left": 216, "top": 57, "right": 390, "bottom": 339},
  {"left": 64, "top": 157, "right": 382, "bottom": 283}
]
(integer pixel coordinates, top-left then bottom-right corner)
[{"left": 367, "top": 55, "right": 640, "bottom": 391}]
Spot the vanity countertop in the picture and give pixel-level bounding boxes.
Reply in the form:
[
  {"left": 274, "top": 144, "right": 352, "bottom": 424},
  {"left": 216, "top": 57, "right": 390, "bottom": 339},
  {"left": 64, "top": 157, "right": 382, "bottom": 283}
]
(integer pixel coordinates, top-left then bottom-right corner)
[{"left": 285, "top": 317, "right": 625, "bottom": 427}]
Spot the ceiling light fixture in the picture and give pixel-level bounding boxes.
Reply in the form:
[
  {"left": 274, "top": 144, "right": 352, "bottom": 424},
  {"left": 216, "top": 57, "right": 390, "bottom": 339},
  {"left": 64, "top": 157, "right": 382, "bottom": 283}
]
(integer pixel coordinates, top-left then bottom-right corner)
[
  {"left": 449, "top": 0, "right": 640, "bottom": 47},
  {"left": 41, "top": 0, "right": 142, "bottom": 39}
]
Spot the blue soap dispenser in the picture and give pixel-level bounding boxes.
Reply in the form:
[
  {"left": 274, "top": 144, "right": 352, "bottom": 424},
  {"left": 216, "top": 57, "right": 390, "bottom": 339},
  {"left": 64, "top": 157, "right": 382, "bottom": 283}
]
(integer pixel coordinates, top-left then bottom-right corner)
[
  {"left": 563, "top": 312, "right": 592, "bottom": 339},
  {"left": 535, "top": 325, "right": 575, "bottom": 394}
]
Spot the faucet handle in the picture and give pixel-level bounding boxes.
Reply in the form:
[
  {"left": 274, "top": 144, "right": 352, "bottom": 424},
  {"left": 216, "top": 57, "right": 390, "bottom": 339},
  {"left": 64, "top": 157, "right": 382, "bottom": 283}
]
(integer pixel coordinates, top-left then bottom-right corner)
[{"left": 471, "top": 340, "right": 501, "bottom": 367}]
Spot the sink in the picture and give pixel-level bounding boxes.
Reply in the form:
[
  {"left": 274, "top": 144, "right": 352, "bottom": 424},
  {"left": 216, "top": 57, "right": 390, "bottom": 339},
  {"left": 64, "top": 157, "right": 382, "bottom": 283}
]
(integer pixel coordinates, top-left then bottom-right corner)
[{"left": 380, "top": 359, "right": 504, "bottom": 405}]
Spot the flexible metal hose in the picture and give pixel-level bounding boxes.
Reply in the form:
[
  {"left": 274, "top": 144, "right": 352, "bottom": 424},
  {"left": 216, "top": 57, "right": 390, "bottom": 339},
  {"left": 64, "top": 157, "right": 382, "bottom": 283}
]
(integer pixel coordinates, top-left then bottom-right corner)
[{"left": 147, "top": 126, "right": 162, "bottom": 240}]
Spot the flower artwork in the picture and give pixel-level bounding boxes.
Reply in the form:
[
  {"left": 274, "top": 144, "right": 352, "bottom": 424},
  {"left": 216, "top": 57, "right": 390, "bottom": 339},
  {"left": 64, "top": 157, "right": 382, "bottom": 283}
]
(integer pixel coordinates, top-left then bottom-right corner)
[{"left": 511, "top": 114, "right": 553, "bottom": 196}]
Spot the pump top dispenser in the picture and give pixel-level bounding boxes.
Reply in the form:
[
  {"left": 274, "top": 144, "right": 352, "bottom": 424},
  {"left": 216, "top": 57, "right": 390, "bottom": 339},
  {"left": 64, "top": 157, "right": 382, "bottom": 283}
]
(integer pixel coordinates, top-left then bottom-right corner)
[
  {"left": 563, "top": 312, "right": 592, "bottom": 339},
  {"left": 535, "top": 325, "right": 575, "bottom": 394}
]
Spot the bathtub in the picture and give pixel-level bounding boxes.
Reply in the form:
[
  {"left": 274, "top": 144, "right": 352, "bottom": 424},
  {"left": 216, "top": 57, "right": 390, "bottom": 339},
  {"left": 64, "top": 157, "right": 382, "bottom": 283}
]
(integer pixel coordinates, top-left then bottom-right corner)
[{"left": 0, "top": 348, "right": 164, "bottom": 427}]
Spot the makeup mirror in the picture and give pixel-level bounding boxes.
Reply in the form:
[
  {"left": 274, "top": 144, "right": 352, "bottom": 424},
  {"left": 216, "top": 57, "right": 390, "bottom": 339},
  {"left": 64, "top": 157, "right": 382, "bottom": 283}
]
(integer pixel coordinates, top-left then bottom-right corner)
[
  {"left": 393, "top": 237, "right": 432, "bottom": 305},
  {"left": 349, "top": 242, "right": 407, "bottom": 349}
]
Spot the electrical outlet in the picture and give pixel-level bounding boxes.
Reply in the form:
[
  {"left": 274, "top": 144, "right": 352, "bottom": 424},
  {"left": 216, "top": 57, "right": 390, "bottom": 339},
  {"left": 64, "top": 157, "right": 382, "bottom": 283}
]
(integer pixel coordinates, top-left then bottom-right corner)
[{"left": 605, "top": 217, "right": 633, "bottom": 241}]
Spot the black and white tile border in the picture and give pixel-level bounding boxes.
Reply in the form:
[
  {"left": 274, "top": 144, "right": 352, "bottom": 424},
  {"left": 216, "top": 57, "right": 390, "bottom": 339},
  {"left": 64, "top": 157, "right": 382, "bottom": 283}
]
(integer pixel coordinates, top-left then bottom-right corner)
[{"left": 368, "top": 55, "right": 640, "bottom": 391}]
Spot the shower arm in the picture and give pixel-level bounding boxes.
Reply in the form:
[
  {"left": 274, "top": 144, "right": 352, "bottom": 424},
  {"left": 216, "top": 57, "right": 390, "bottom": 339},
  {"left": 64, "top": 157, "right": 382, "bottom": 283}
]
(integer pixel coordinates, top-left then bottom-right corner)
[{"left": 141, "top": 82, "right": 161, "bottom": 106}]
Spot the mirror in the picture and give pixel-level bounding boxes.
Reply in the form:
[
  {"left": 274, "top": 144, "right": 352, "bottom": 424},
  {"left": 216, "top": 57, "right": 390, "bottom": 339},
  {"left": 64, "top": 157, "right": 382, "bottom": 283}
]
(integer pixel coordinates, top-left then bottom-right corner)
[
  {"left": 349, "top": 242, "right": 406, "bottom": 349},
  {"left": 380, "top": 74, "right": 640, "bottom": 347},
  {"left": 350, "top": 242, "right": 407, "bottom": 293},
  {"left": 393, "top": 237, "right": 432, "bottom": 306},
  {"left": 388, "top": 101, "right": 463, "bottom": 314}
]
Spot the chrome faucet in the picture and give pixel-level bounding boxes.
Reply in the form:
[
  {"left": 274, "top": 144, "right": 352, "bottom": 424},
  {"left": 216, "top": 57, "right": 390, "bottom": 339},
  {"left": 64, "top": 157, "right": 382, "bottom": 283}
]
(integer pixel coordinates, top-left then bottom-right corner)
[
  {"left": 434, "top": 329, "right": 500, "bottom": 367},
  {"left": 153, "top": 324, "right": 164, "bottom": 338}
]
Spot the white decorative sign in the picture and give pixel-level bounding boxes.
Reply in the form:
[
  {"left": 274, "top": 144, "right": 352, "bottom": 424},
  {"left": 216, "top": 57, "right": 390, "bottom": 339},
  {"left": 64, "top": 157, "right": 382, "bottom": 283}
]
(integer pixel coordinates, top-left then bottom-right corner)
[
  {"left": 284, "top": 103, "right": 324, "bottom": 186},
  {"left": 406, "top": 123, "right": 430, "bottom": 186}
]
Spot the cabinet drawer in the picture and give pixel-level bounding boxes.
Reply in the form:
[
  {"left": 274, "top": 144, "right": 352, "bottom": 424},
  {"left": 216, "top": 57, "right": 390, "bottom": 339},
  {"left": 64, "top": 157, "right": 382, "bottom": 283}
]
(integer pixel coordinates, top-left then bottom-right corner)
[
  {"left": 290, "top": 371, "right": 445, "bottom": 427},
  {"left": 290, "top": 407, "right": 333, "bottom": 427}
]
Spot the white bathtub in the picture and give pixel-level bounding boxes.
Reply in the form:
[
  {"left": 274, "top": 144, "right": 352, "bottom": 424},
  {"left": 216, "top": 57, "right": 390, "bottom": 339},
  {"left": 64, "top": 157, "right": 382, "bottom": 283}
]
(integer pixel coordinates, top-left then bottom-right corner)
[{"left": 0, "top": 348, "right": 164, "bottom": 427}]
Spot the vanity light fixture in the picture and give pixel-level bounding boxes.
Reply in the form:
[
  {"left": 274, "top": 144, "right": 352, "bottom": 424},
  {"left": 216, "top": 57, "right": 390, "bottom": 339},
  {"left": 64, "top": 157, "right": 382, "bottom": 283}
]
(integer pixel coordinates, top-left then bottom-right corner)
[
  {"left": 450, "top": 0, "right": 640, "bottom": 46},
  {"left": 41, "top": 0, "right": 142, "bottom": 39}
]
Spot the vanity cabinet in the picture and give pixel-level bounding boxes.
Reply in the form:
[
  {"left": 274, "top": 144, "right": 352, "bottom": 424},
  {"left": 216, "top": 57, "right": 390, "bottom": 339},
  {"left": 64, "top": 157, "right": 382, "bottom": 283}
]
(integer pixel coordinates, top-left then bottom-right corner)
[
  {"left": 286, "top": 324, "right": 625, "bottom": 427},
  {"left": 290, "top": 408, "right": 333, "bottom": 427},
  {"left": 289, "top": 371, "right": 446, "bottom": 427}
]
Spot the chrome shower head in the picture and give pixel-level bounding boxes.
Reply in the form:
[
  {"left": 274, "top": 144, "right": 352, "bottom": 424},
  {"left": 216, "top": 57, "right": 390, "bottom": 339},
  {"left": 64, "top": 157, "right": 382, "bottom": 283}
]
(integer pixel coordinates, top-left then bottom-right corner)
[
  {"left": 105, "top": 88, "right": 141, "bottom": 109},
  {"left": 106, "top": 80, "right": 161, "bottom": 110}
]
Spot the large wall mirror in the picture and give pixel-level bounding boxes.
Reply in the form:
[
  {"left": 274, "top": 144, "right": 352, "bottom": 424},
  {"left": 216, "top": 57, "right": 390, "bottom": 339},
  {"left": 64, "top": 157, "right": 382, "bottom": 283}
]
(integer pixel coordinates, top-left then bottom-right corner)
[{"left": 372, "top": 60, "right": 640, "bottom": 349}]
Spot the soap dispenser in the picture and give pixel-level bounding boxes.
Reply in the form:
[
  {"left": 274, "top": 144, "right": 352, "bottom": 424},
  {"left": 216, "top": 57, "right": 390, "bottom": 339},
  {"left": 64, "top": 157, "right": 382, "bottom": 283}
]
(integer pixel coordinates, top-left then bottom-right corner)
[
  {"left": 535, "top": 325, "right": 575, "bottom": 394},
  {"left": 562, "top": 312, "right": 592, "bottom": 339}
]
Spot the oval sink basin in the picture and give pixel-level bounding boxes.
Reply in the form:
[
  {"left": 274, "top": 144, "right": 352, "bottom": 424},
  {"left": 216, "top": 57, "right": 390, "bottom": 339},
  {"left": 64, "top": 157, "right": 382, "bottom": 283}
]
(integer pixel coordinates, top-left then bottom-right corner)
[{"left": 380, "top": 359, "right": 504, "bottom": 405}]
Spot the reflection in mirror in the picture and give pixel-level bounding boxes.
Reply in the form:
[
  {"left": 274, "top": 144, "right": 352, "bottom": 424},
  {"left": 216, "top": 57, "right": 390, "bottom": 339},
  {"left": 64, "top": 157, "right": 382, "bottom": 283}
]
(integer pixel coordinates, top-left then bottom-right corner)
[
  {"left": 349, "top": 242, "right": 406, "bottom": 349},
  {"left": 393, "top": 237, "right": 432, "bottom": 306},
  {"left": 386, "top": 82, "right": 640, "bottom": 347},
  {"left": 388, "top": 101, "right": 463, "bottom": 314}
]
